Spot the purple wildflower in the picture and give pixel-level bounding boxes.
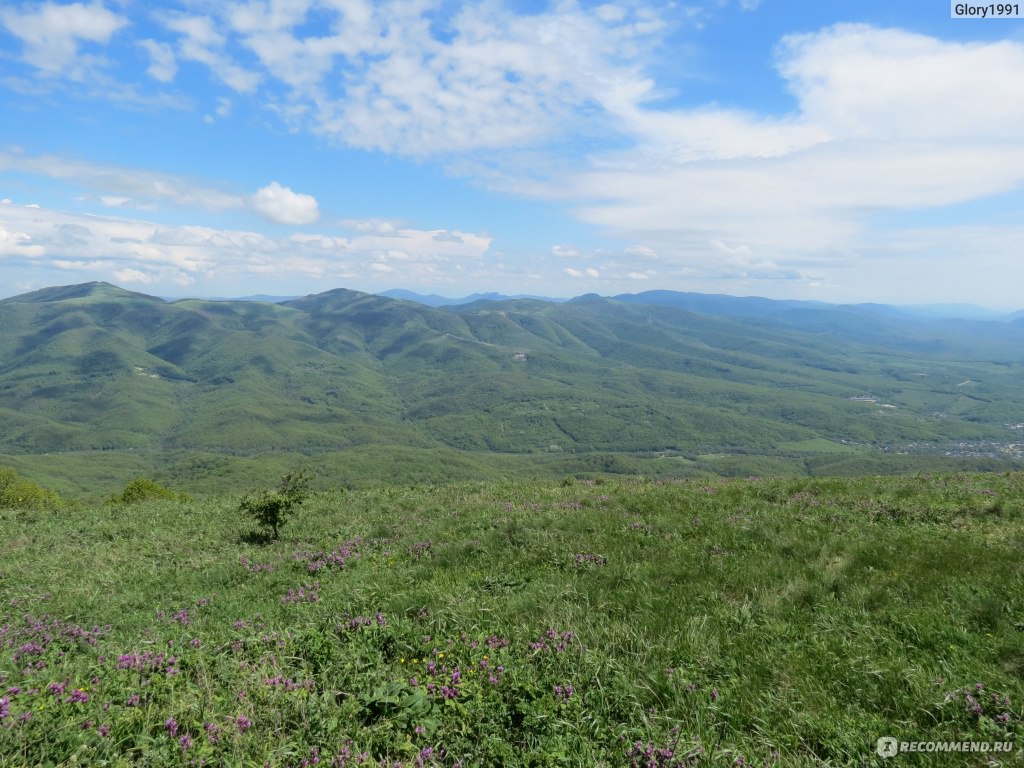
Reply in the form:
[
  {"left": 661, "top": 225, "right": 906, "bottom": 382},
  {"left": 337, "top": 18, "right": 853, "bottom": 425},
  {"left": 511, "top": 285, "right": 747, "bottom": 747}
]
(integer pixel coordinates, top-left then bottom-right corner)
[
  {"left": 204, "top": 722, "right": 221, "bottom": 744},
  {"left": 166, "top": 717, "right": 179, "bottom": 737},
  {"left": 553, "top": 684, "right": 575, "bottom": 703},
  {"left": 66, "top": 688, "right": 90, "bottom": 704}
]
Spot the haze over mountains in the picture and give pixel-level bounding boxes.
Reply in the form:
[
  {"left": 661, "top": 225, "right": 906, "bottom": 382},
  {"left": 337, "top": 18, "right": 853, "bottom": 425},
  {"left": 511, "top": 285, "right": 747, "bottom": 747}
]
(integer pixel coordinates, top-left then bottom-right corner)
[{"left": 3, "top": 281, "right": 1024, "bottom": 497}]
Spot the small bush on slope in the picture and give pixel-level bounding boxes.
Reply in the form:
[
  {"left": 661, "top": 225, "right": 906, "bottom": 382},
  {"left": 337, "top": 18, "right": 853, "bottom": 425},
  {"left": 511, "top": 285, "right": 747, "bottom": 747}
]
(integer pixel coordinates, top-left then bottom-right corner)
[
  {"left": 239, "top": 469, "right": 312, "bottom": 539},
  {"left": 106, "top": 477, "right": 189, "bottom": 505},
  {"left": 0, "top": 467, "right": 61, "bottom": 509}
]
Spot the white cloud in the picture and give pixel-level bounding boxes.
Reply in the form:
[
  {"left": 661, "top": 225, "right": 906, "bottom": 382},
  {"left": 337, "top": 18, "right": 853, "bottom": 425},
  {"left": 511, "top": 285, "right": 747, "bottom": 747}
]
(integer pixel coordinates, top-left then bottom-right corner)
[
  {"left": 595, "top": 5, "right": 628, "bottom": 23},
  {"left": 2, "top": 2, "right": 665, "bottom": 156},
  {"left": 249, "top": 182, "right": 320, "bottom": 225},
  {"left": 204, "top": 97, "right": 233, "bottom": 123},
  {"left": 0, "top": 151, "right": 243, "bottom": 212},
  {"left": 339, "top": 219, "right": 401, "bottom": 235},
  {"left": 138, "top": 38, "right": 177, "bottom": 82},
  {"left": 711, "top": 240, "right": 752, "bottom": 256},
  {"left": 0, "top": 1, "right": 127, "bottom": 78},
  {"left": 624, "top": 245, "right": 657, "bottom": 259},
  {"left": 777, "top": 24, "right": 1024, "bottom": 141},
  {"left": 289, "top": 225, "right": 491, "bottom": 260},
  {"left": 113, "top": 267, "right": 153, "bottom": 284},
  {"left": 551, "top": 245, "right": 581, "bottom": 258},
  {"left": 162, "top": 12, "right": 261, "bottom": 93},
  {"left": 143, "top": 1, "right": 668, "bottom": 155},
  {"left": 0, "top": 201, "right": 492, "bottom": 292},
  {"left": 0, "top": 227, "right": 44, "bottom": 258},
  {"left": 565, "top": 25, "right": 1024, "bottom": 300}
]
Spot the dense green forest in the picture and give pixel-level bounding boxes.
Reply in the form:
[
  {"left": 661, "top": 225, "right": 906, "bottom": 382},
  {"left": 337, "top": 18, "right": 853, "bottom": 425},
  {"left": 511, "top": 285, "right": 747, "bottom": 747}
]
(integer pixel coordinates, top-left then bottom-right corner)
[{"left": 2, "top": 282, "right": 1024, "bottom": 498}]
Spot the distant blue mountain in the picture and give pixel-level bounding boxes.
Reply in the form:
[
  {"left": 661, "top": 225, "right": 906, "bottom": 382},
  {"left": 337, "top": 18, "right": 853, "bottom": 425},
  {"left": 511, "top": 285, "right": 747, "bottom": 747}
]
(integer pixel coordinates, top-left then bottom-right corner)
[
  {"left": 379, "top": 289, "right": 566, "bottom": 306},
  {"left": 890, "top": 303, "right": 1011, "bottom": 321}
]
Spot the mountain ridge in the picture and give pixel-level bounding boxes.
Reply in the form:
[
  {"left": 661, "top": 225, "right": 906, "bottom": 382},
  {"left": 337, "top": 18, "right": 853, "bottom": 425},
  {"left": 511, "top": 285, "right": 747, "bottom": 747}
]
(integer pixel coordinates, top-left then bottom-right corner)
[{"left": 3, "top": 282, "right": 1023, "bottom": 496}]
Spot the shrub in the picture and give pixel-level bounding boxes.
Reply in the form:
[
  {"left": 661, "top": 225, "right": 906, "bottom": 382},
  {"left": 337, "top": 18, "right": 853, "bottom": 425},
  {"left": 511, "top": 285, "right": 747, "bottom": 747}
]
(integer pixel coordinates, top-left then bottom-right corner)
[
  {"left": 0, "top": 467, "right": 61, "bottom": 509},
  {"left": 239, "top": 469, "right": 312, "bottom": 540},
  {"left": 106, "top": 477, "right": 188, "bottom": 505}
]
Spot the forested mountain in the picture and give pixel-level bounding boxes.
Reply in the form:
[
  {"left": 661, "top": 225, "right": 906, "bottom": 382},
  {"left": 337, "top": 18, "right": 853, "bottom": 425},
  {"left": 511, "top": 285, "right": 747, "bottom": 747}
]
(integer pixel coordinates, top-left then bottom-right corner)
[{"left": 2, "top": 282, "right": 1022, "bottom": 495}]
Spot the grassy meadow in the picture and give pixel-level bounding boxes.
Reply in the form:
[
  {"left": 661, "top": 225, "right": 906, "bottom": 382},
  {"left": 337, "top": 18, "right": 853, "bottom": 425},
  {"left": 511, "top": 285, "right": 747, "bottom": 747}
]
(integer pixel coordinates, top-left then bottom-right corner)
[{"left": 0, "top": 472, "right": 1021, "bottom": 766}]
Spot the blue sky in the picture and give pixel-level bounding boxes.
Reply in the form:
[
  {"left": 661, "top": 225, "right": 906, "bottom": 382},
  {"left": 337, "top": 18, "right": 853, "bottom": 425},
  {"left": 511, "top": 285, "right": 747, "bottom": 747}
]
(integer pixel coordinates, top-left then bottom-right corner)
[{"left": 2, "top": 1, "right": 1023, "bottom": 307}]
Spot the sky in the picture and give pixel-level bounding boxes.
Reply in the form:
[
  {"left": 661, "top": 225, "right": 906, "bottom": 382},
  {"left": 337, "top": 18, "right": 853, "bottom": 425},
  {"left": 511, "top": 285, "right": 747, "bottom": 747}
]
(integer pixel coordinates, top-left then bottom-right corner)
[{"left": 1, "top": 1, "right": 1024, "bottom": 308}]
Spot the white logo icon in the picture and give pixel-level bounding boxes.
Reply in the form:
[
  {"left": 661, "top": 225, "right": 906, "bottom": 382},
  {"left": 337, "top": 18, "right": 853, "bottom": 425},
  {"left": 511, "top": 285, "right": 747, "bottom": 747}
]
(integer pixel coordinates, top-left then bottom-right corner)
[{"left": 877, "top": 737, "right": 898, "bottom": 758}]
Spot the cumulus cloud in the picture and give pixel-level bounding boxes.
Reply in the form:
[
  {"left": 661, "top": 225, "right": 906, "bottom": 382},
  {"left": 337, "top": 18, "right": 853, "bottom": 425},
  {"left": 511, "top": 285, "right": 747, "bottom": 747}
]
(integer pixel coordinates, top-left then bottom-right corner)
[
  {"left": 249, "top": 182, "right": 320, "bottom": 225},
  {"left": 0, "top": 1, "right": 127, "bottom": 78}
]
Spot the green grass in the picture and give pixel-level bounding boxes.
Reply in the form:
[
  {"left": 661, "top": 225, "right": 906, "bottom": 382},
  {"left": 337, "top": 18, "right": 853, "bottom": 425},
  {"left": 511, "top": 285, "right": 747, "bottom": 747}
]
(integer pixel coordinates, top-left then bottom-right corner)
[
  {"left": 0, "top": 473, "right": 1021, "bottom": 766},
  {"left": 778, "top": 438, "right": 864, "bottom": 454}
]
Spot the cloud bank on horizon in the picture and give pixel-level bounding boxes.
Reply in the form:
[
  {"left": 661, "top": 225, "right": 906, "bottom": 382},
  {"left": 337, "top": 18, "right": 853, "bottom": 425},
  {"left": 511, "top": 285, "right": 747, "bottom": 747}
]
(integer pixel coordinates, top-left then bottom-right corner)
[{"left": 1, "top": 0, "right": 1022, "bottom": 307}]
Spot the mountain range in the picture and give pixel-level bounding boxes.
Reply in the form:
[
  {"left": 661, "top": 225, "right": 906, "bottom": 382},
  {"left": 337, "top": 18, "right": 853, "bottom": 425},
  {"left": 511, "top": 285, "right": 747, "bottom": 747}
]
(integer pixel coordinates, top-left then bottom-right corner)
[{"left": 2, "top": 281, "right": 1023, "bottom": 497}]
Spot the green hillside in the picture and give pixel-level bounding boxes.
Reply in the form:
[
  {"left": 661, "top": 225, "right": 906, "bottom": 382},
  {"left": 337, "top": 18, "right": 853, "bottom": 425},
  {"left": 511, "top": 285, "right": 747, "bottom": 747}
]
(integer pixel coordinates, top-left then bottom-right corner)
[
  {"left": 2, "top": 282, "right": 1024, "bottom": 497},
  {"left": 0, "top": 474, "right": 1020, "bottom": 766}
]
